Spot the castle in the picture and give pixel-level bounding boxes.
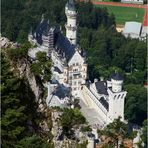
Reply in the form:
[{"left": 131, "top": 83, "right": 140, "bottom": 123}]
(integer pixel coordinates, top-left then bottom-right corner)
[{"left": 28, "top": 0, "right": 127, "bottom": 126}]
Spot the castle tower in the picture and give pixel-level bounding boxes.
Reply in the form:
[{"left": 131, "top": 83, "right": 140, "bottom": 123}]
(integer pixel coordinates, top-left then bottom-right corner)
[
  {"left": 65, "top": 0, "right": 77, "bottom": 45},
  {"left": 107, "top": 73, "right": 127, "bottom": 123}
]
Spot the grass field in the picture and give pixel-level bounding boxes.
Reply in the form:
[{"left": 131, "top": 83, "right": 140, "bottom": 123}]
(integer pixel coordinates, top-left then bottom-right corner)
[{"left": 96, "top": 5, "right": 145, "bottom": 25}]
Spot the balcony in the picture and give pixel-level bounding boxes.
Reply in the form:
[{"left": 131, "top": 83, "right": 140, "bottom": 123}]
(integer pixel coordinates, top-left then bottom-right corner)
[{"left": 65, "top": 23, "right": 77, "bottom": 31}]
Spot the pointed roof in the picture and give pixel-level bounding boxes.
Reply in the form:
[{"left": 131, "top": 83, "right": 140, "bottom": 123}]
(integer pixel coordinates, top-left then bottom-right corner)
[
  {"left": 110, "top": 73, "right": 123, "bottom": 81},
  {"left": 54, "top": 31, "right": 76, "bottom": 61},
  {"left": 33, "top": 19, "right": 50, "bottom": 45},
  {"left": 66, "top": 0, "right": 75, "bottom": 11}
]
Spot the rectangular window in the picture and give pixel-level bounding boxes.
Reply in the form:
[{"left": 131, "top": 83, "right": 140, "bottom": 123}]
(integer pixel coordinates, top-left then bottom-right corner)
[{"left": 78, "top": 81, "right": 81, "bottom": 84}]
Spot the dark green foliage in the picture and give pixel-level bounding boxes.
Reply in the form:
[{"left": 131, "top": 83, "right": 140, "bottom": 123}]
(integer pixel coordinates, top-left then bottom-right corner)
[
  {"left": 141, "top": 119, "right": 148, "bottom": 147},
  {"left": 81, "top": 125, "right": 92, "bottom": 132},
  {"left": 124, "top": 84, "right": 147, "bottom": 125},
  {"left": 1, "top": 52, "right": 27, "bottom": 147},
  {"left": 59, "top": 108, "right": 86, "bottom": 137},
  {"left": 98, "top": 117, "right": 128, "bottom": 147},
  {"left": 77, "top": 2, "right": 115, "bottom": 29},
  {"left": 7, "top": 42, "right": 31, "bottom": 61},
  {"left": 79, "top": 25, "right": 146, "bottom": 84},
  {"left": 1, "top": 50, "right": 50, "bottom": 147},
  {"left": 76, "top": 140, "right": 88, "bottom": 148},
  {"left": 30, "top": 51, "right": 52, "bottom": 82},
  {"left": 2, "top": 0, "right": 115, "bottom": 43},
  {"left": 16, "top": 135, "right": 50, "bottom": 148},
  {"left": 1, "top": 0, "right": 67, "bottom": 42},
  {"left": 101, "top": 143, "right": 114, "bottom": 148}
]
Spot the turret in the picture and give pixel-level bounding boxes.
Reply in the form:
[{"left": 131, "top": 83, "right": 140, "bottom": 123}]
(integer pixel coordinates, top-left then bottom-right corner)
[
  {"left": 111, "top": 73, "right": 123, "bottom": 92},
  {"left": 107, "top": 73, "right": 127, "bottom": 123},
  {"left": 65, "top": 0, "right": 77, "bottom": 45}
]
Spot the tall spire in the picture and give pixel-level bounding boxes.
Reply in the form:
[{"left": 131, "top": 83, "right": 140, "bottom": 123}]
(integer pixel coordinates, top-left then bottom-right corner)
[
  {"left": 67, "top": 0, "right": 75, "bottom": 11},
  {"left": 65, "top": 0, "right": 77, "bottom": 45},
  {"left": 69, "top": 0, "right": 74, "bottom": 4},
  {"left": 41, "top": 14, "right": 45, "bottom": 23}
]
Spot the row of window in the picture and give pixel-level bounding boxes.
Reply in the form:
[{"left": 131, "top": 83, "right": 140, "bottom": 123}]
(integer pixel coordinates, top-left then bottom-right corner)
[
  {"left": 73, "top": 68, "right": 85, "bottom": 72},
  {"left": 73, "top": 63, "right": 79, "bottom": 66},
  {"left": 114, "top": 94, "right": 124, "bottom": 99},
  {"left": 73, "top": 87, "right": 80, "bottom": 91},
  {"left": 69, "top": 75, "right": 85, "bottom": 79}
]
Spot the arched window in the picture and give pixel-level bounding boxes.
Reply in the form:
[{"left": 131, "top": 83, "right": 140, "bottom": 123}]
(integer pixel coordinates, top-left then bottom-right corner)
[{"left": 118, "top": 94, "right": 121, "bottom": 99}]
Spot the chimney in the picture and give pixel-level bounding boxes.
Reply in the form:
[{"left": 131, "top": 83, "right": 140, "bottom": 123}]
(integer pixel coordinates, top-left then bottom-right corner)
[
  {"left": 100, "top": 77, "right": 104, "bottom": 81},
  {"left": 94, "top": 78, "right": 98, "bottom": 83}
]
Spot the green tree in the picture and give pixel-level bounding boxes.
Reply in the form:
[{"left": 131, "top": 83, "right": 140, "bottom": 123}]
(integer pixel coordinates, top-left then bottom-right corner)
[
  {"left": 125, "top": 84, "right": 147, "bottom": 125},
  {"left": 16, "top": 135, "right": 50, "bottom": 148},
  {"left": 7, "top": 42, "right": 31, "bottom": 61},
  {"left": 98, "top": 117, "right": 128, "bottom": 148},
  {"left": 30, "top": 51, "right": 52, "bottom": 82},
  {"left": 59, "top": 108, "right": 86, "bottom": 137},
  {"left": 141, "top": 119, "right": 148, "bottom": 147},
  {"left": 1, "top": 52, "right": 27, "bottom": 147}
]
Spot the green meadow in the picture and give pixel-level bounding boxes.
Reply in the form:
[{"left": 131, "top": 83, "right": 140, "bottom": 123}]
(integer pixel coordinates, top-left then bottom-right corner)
[{"left": 96, "top": 5, "right": 145, "bottom": 25}]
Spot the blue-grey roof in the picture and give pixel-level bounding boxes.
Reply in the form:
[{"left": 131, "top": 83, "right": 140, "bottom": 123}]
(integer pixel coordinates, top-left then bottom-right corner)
[
  {"left": 95, "top": 81, "right": 108, "bottom": 95},
  {"left": 33, "top": 19, "right": 76, "bottom": 61},
  {"left": 123, "top": 21, "right": 142, "bottom": 35},
  {"left": 54, "top": 31, "right": 75, "bottom": 61},
  {"left": 66, "top": 0, "right": 75, "bottom": 11},
  {"left": 110, "top": 73, "right": 123, "bottom": 81},
  {"left": 33, "top": 19, "right": 50, "bottom": 45},
  {"left": 54, "top": 84, "right": 71, "bottom": 99},
  {"left": 54, "top": 66, "right": 62, "bottom": 74},
  {"left": 99, "top": 97, "right": 109, "bottom": 111}
]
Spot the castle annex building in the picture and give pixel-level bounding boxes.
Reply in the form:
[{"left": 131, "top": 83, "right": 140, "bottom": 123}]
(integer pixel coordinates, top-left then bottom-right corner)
[{"left": 28, "top": 0, "right": 127, "bottom": 126}]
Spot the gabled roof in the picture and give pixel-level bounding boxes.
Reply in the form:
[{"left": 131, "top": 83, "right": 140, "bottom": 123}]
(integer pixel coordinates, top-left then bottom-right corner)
[
  {"left": 54, "top": 31, "right": 75, "bottom": 61},
  {"left": 95, "top": 81, "right": 108, "bottom": 95},
  {"left": 54, "top": 84, "right": 71, "bottom": 99},
  {"left": 99, "top": 97, "right": 109, "bottom": 111},
  {"left": 33, "top": 19, "right": 50, "bottom": 45},
  {"left": 54, "top": 66, "right": 62, "bottom": 74},
  {"left": 33, "top": 18, "right": 76, "bottom": 62}
]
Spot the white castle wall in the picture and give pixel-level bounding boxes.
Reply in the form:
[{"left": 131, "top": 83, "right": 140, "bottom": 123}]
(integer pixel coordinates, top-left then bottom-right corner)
[
  {"left": 107, "top": 88, "right": 127, "bottom": 122},
  {"left": 81, "top": 85, "right": 110, "bottom": 125}
]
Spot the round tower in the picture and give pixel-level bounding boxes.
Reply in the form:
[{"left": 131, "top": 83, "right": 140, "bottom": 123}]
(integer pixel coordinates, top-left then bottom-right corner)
[
  {"left": 65, "top": 0, "right": 77, "bottom": 45},
  {"left": 111, "top": 73, "right": 123, "bottom": 92}
]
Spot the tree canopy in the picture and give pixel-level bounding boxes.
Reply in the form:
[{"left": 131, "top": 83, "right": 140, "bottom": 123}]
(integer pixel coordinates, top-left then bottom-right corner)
[
  {"left": 1, "top": 49, "right": 51, "bottom": 147},
  {"left": 124, "top": 84, "right": 147, "bottom": 125},
  {"left": 30, "top": 51, "right": 52, "bottom": 82},
  {"left": 59, "top": 108, "right": 86, "bottom": 138}
]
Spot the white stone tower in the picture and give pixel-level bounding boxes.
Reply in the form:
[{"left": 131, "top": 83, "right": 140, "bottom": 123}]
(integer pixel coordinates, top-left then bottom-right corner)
[
  {"left": 65, "top": 0, "right": 77, "bottom": 45},
  {"left": 107, "top": 73, "right": 127, "bottom": 123}
]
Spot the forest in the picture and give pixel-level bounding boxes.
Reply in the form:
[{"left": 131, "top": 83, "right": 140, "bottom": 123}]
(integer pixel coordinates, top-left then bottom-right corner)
[{"left": 1, "top": 0, "right": 147, "bottom": 147}]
